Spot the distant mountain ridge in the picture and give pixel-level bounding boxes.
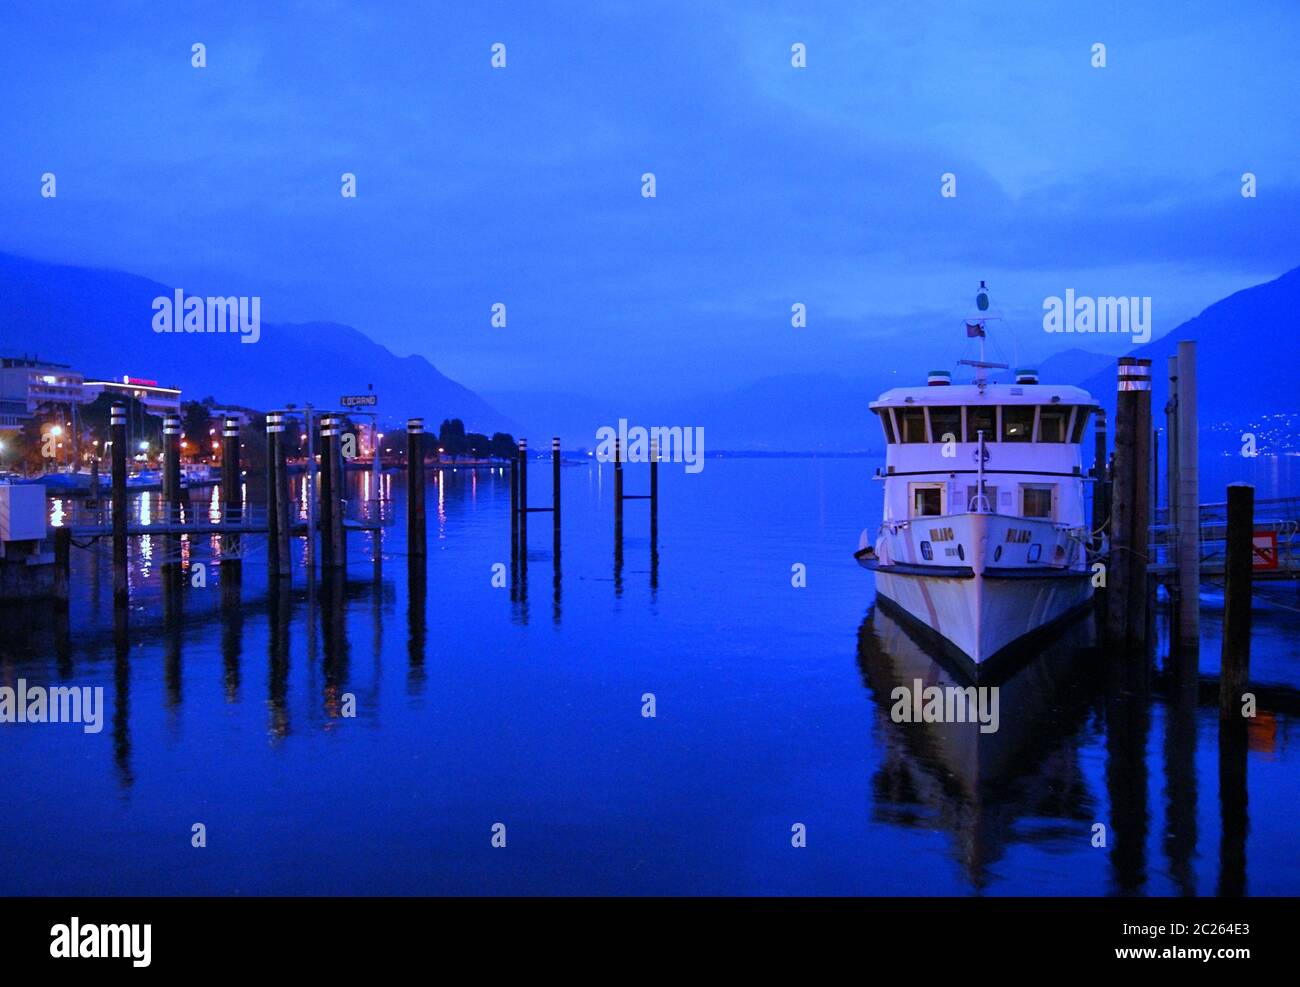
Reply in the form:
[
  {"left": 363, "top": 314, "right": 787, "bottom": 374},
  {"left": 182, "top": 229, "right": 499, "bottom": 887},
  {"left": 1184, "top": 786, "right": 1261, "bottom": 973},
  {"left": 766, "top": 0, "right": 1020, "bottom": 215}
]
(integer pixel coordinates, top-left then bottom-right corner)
[
  {"left": 1079, "top": 265, "right": 1300, "bottom": 426},
  {"left": 2, "top": 251, "right": 1295, "bottom": 451},
  {"left": 0, "top": 252, "right": 514, "bottom": 434}
]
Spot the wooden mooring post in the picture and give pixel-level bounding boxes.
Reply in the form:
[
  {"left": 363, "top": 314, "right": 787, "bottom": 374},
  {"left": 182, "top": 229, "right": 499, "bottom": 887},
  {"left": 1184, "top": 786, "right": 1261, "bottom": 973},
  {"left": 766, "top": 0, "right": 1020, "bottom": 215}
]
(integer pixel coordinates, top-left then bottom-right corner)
[
  {"left": 110, "top": 403, "right": 128, "bottom": 606},
  {"left": 1220, "top": 483, "right": 1254, "bottom": 720},
  {"left": 1128, "top": 357, "right": 1153, "bottom": 655},
  {"left": 265, "top": 412, "right": 292, "bottom": 580},
  {"left": 1106, "top": 361, "right": 1134, "bottom": 648},
  {"left": 650, "top": 437, "right": 659, "bottom": 539},
  {"left": 221, "top": 415, "right": 242, "bottom": 573},
  {"left": 517, "top": 437, "right": 528, "bottom": 549},
  {"left": 613, "top": 437, "right": 623, "bottom": 540},
  {"left": 162, "top": 412, "right": 182, "bottom": 581},
  {"left": 162, "top": 412, "right": 182, "bottom": 523},
  {"left": 318, "top": 414, "right": 336, "bottom": 570},
  {"left": 509, "top": 443, "right": 518, "bottom": 557},
  {"left": 1175, "top": 341, "right": 1200, "bottom": 654},
  {"left": 407, "top": 418, "right": 427, "bottom": 563},
  {"left": 323, "top": 414, "right": 346, "bottom": 571},
  {"left": 551, "top": 437, "right": 561, "bottom": 543},
  {"left": 1107, "top": 357, "right": 1152, "bottom": 654}
]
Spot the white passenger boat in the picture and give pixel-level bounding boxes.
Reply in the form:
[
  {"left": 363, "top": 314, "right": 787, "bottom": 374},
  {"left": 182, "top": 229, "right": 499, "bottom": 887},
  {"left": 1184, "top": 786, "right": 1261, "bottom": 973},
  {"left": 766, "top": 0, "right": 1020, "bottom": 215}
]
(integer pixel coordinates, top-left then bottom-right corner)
[{"left": 856, "top": 283, "right": 1099, "bottom": 670}]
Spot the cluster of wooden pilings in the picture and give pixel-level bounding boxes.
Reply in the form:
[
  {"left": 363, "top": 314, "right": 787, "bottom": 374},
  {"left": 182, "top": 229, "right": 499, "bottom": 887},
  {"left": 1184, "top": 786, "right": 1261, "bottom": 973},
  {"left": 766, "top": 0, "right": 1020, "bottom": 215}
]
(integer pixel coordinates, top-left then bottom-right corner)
[
  {"left": 1096, "top": 342, "right": 1253, "bottom": 721},
  {"left": 70, "top": 406, "right": 679, "bottom": 612},
  {"left": 510, "top": 437, "right": 562, "bottom": 561},
  {"left": 77, "top": 403, "right": 399, "bottom": 609},
  {"left": 507, "top": 436, "right": 660, "bottom": 600}
]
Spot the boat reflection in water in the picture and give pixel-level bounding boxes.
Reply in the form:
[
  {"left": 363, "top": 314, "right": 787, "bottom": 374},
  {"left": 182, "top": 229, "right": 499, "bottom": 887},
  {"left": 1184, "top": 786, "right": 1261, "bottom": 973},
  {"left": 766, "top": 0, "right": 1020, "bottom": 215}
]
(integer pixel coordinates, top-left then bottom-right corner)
[{"left": 857, "top": 600, "right": 1104, "bottom": 891}]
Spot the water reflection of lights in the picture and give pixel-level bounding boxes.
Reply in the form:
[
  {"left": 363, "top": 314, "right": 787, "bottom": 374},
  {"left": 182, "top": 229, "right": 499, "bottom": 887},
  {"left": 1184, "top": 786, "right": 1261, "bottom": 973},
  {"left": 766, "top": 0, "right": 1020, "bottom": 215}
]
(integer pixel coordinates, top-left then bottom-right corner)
[{"left": 437, "top": 469, "right": 447, "bottom": 532}]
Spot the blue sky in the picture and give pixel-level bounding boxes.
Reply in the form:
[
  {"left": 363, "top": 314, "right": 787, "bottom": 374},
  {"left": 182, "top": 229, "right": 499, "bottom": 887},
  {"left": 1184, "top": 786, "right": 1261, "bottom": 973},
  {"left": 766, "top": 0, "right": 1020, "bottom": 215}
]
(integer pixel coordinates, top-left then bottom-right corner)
[{"left": 2, "top": 0, "right": 1297, "bottom": 407}]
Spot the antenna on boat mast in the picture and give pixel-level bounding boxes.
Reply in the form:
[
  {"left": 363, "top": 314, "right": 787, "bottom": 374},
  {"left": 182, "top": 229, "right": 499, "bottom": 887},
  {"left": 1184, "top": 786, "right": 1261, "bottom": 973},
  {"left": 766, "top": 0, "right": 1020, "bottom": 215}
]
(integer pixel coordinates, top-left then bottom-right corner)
[{"left": 960, "top": 280, "right": 1007, "bottom": 389}]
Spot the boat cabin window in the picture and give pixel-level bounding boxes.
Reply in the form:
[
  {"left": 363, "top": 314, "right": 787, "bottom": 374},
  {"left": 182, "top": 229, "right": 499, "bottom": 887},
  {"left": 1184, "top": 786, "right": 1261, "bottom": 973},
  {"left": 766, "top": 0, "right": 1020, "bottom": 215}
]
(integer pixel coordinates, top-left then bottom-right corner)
[
  {"left": 1001, "top": 405, "right": 1033, "bottom": 442},
  {"left": 910, "top": 483, "right": 944, "bottom": 517},
  {"left": 877, "top": 409, "right": 897, "bottom": 445},
  {"left": 1021, "top": 485, "right": 1054, "bottom": 519},
  {"left": 897, "top": 408, "right": 927, "bottom": 443},
  {"left": 1070, "top": 407, "right": 1089, "bottom": 443},
  {"left": 928, "top": 406, "right": 961, "bottom": 444},
  {"left": 1038, "top": 406, "right": 1069, "bottom": 442},
  {"left": 965, "top": 406, "right": 995, "bottom": 443}
]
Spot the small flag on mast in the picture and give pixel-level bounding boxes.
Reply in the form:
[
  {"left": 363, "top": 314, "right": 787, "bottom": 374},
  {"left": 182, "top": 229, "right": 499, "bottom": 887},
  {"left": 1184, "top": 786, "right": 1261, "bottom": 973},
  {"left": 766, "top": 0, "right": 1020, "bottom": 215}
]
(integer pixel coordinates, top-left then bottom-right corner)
[{"left": 966, "top": 321, "right": 985, "bottom": 338}]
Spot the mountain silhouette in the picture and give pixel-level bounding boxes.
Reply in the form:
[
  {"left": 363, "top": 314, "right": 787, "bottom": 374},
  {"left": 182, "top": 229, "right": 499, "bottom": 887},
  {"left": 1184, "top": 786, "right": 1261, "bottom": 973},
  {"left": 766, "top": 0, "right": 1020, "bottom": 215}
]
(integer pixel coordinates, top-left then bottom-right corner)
[{"left": 0, "top": 251, "right": 514, "bottom": 434}]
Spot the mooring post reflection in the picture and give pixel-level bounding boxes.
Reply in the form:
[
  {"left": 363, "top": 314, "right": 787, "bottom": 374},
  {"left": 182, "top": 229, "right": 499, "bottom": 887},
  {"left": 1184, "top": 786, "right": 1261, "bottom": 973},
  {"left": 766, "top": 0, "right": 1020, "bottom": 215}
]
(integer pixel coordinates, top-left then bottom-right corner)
[
  {"left": 1217, "top": 719, "right": 1249, "bottom": 897},
  {"left": 1104, "top": 657, "right": 1152, "bottom": 895},
  {"left": 407, "top": 565, "right": 426, "bottom": 693},
  {"left": 1163, "top": 638, "right": 1200, "bottom": 895},
  {"left": 266, "top": 581, "right": 292, "bottom": 740},
  {"left": 162, "top": 556, "right": 184, "bottom": 711},
  {"left": 320, "top": 572, "right": 349, "bottom": 719},
  {"left": 220, "top": 566, "right": 243, "bottom": 702},
  {"left": 112, "top": 605, "right": 132, "bottom": 788}
]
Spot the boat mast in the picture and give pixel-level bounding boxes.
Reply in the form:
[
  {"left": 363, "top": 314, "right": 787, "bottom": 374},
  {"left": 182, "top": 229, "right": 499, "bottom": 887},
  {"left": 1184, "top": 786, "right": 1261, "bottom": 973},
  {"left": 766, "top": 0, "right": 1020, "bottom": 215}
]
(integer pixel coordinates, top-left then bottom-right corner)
[{"left": 959, "top": 279, "right": 1007, "bottom": 392}]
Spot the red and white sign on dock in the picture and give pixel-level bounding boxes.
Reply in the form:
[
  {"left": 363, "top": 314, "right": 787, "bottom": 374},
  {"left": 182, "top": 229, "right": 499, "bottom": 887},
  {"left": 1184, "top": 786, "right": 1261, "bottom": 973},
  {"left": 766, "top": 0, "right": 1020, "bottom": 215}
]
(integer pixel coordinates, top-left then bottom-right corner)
[{"left": 1253, "top": 531, "right": 1279, "bottom": 570}]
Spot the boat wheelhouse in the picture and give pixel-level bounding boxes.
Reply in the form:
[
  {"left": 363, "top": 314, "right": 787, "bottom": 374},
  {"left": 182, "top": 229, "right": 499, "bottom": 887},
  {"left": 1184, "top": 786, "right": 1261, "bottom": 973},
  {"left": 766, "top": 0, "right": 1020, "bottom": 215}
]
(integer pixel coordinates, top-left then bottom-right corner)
[{"left": 856, "top": 290, "right": 1100, "bottom": 670}]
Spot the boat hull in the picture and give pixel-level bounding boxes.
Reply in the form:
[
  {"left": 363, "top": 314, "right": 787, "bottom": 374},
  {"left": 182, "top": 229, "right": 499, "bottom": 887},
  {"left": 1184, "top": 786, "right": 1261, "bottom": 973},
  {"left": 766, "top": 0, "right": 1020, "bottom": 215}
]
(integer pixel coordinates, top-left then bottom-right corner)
[{"left": 874, "top": 566, "right": 1093, "bottom": 669}]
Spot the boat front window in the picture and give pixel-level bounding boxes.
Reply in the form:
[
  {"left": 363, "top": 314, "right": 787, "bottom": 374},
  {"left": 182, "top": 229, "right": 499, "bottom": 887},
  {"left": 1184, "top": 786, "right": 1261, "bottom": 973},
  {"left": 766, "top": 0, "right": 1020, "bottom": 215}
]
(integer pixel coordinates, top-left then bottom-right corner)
[
  {"left": 877, "top": 409, "right": 897, "bottom": 445},
  {"left": 966, "top": 406, "right": 995, "bottom": 442},
  {"left": 1070, "top": 406, "right": 1089, "bottom": 443},
  {"left": 898, "top": 407, "right": 927, "bottom": 443},
  {"left": 1001, "top": 405, "right": 1033, "bottom": 442},
  {"left": 929, "top": 406, "right": 961, "bottom": 444},
  {"left": 1038, "top": 406, "right": 1068, "bottom": 442}
]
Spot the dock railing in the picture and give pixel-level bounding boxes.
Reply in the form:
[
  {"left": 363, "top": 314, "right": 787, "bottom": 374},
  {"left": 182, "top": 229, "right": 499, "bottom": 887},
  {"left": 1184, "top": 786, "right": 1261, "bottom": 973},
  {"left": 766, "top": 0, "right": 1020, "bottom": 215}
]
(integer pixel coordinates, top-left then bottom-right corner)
[{"left": 1149, "top": 496, "right": 1300, "bottom": 577}]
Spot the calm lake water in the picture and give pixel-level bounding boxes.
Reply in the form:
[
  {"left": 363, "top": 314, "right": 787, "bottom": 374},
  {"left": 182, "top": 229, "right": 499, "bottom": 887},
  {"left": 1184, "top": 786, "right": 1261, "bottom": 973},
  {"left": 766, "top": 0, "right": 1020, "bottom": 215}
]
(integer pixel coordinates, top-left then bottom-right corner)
[{"left": 2, "top": 456, "right": 1298, "bottom": 895}]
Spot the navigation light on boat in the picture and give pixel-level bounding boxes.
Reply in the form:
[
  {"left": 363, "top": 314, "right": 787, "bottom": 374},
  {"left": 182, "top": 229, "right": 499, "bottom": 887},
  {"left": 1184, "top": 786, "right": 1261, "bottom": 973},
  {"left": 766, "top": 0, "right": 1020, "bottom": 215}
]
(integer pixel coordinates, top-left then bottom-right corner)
[
  {"left": 927, "top": 370, "right": 952, "bottom": 386},
  {"left": 976, "top": 280, "right": 990, "bottom": 311},
  {"left": 1014, "top": 368, "right": 1039, "bottom": 384}
]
